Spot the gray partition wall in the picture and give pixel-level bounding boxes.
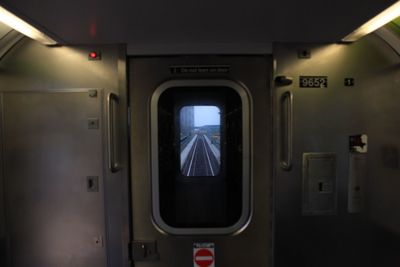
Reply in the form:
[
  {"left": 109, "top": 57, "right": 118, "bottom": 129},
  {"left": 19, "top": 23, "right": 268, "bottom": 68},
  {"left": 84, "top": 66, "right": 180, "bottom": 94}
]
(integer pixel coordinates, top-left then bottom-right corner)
[
  {"left": 273, "top": 33, "right": 400, "bottom": 267},
  {"left": 0, "top": 38, "right": 129, "bottom": 267},
  {"left": 0, "top": 94, "right": 5, "bottom": 266},
  {"left": 1, "top": 90, "right": 106, "bottom": 267}
]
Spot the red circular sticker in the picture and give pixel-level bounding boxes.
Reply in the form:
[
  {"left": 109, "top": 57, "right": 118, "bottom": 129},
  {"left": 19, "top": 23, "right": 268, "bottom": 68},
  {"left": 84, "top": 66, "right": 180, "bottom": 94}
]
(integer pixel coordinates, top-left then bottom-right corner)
[{"left": 194, "top": 248, "right": 214, "bottom": 267}]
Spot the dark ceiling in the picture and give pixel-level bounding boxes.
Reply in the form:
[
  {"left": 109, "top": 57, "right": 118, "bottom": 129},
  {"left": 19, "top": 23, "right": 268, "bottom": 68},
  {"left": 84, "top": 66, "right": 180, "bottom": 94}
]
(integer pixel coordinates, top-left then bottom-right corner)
[{"left": 0, "top": 0, "right": 397, "bottom": 54}]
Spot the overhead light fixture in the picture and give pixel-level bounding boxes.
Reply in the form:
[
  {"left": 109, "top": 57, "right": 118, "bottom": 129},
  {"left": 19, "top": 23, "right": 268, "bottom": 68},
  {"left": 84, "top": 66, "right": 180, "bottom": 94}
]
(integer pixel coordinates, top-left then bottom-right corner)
[
  {"left": 343, "top": 1, "right": 400, "bottom": 42},
  {"left": 0, "top": 5, "right": 57, "bottom": 45}
]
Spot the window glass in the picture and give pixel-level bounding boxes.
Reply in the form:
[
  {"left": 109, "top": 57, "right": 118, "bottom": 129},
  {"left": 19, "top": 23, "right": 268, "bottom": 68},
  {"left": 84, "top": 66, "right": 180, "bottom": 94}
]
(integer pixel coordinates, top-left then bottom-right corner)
[
  {"left": 152, "top": 82, "right": 250, "bottom": 234},
  {"left": 180, "top": 106, "right": 221, "bottom": 176}
]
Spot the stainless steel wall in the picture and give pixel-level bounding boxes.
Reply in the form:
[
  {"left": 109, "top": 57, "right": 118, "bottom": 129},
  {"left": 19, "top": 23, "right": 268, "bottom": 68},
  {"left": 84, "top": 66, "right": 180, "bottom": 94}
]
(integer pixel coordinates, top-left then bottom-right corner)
[
  {"left": 274, "top": 33, "right": 400, "bottom": 267},
  {"left": 0, "top": 96, "right": 5, "bottom": 265},
  {"left": 0, "top": 38, "right": 129, "bottom": 267}
]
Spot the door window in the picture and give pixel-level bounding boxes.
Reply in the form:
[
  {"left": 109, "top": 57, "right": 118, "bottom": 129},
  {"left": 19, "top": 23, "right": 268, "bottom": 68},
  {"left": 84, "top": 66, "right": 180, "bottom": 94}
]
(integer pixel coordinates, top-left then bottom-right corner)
[{"left": 151, "top": 80, "right": 251, "bottom": 235}]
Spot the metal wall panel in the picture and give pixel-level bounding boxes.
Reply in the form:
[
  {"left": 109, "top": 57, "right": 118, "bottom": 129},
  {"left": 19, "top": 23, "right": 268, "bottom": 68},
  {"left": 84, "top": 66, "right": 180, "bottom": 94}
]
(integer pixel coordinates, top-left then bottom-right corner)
[
  {"left": 2, "top": 90, "right": 106, "bottom": 267},
  {"left": 0, "top": 93, "right": 6, "bottom": 267},
  {"left": 273, "top": 34, "right": 400, "bottom": 267},
  {"left": 0, "top": 39, "right": 130, "bottom": 267},
  {"left": 302, "top": 153, "right": 337, "bottom": 215}
]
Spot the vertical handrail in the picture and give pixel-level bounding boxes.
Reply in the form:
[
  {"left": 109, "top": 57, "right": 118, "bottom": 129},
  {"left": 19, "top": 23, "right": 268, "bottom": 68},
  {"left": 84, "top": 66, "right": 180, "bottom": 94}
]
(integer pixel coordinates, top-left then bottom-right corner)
[
  {"left": 280, "top": 91, "right": 293, "bottom": 170},
  {"left": 107, "top": 93, "right": 120, "bottom": 173}
]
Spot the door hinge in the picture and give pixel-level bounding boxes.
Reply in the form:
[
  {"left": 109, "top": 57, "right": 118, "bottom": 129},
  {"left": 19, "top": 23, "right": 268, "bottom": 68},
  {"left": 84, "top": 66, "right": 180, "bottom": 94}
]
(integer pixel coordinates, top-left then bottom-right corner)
[{"left": 129, "top": 240, "right": 160, "bottom": 262}]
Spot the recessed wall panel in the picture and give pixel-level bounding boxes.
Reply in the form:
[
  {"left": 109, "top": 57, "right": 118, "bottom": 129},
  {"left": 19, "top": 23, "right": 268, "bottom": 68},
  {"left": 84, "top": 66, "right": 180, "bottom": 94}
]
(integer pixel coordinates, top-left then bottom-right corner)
[
  {"left": 302, "top": 153, "right": 337, "bottom": 215},
  {"left": 3, "top": 90, "right": 106, "bottom": 267}
]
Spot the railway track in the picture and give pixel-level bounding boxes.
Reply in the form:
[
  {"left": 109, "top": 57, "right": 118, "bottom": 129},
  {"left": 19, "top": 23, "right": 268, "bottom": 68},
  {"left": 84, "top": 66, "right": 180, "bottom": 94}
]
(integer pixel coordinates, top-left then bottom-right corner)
[{"left": 182, "top": 134, "right": 220, "bottom": 176}]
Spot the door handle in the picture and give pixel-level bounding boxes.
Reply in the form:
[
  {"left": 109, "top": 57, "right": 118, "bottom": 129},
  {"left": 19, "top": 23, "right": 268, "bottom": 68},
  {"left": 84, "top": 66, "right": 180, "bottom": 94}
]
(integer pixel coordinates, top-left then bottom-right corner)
[
  {"left": 280, "top": 91, "right": 293, "bottom": 170},
  {"left": 107, "top": 92, "right": 120, "bottom": 173}
]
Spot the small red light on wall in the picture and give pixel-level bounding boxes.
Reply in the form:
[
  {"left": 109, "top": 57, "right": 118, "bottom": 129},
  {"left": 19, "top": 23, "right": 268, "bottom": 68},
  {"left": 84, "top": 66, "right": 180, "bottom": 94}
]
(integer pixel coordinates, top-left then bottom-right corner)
[{"left": 88, "top": 51, "right": 101, "bottom": 60}]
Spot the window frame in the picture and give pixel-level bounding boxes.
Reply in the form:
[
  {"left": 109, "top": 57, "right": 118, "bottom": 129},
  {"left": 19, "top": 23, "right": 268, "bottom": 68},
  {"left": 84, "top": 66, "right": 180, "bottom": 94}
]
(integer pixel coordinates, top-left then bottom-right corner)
[{"left": 150, "top": 79, "right": 252, "bottom": 235}]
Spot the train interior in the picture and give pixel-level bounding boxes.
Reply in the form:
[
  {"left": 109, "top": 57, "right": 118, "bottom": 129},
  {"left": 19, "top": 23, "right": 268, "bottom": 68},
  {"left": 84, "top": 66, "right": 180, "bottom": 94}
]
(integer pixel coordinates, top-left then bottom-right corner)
[{"left": 0, "top": 0, "right": 400, "bottom": 266}]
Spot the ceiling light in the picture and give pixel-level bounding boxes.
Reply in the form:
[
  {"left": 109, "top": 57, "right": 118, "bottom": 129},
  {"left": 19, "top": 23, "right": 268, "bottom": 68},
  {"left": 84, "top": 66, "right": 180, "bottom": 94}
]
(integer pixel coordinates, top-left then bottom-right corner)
[
  {"left": 0, "top": 5, "right": 57, "bottom": 45},
  {"left": 343, "top": 1, "right": 400, "bottom": 42},
  {"left": 342, "top": 1, "right": 400, "bottom": 42}
]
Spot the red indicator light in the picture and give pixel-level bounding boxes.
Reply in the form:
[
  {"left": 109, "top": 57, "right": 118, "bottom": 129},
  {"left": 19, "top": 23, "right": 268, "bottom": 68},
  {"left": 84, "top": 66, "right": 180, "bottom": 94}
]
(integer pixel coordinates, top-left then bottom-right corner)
[{"left": 88, "top": 51, "right": 101, "bottom": 60}]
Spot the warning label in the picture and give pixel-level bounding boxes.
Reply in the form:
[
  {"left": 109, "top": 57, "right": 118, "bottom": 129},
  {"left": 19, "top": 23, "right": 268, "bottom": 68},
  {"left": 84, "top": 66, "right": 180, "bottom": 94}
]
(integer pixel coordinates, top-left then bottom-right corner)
[{"left": 193, "top": 243, "right": 215, "bottom": 267}]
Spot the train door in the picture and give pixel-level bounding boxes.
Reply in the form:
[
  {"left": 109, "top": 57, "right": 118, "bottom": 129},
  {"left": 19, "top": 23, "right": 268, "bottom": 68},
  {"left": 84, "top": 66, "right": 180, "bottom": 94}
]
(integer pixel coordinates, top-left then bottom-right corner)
[{"left": 129, "top": 56, "right": 272, "bottom": 267}]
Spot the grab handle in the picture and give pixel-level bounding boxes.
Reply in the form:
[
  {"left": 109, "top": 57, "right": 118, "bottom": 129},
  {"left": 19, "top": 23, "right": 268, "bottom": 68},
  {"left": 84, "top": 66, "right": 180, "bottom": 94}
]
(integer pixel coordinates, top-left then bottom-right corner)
[
  {"left": 107, "top": 93, "right": 120, "bottom": 173},
  {"left": 280, "top": 91, "right": 293, "bottom": 170}
]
